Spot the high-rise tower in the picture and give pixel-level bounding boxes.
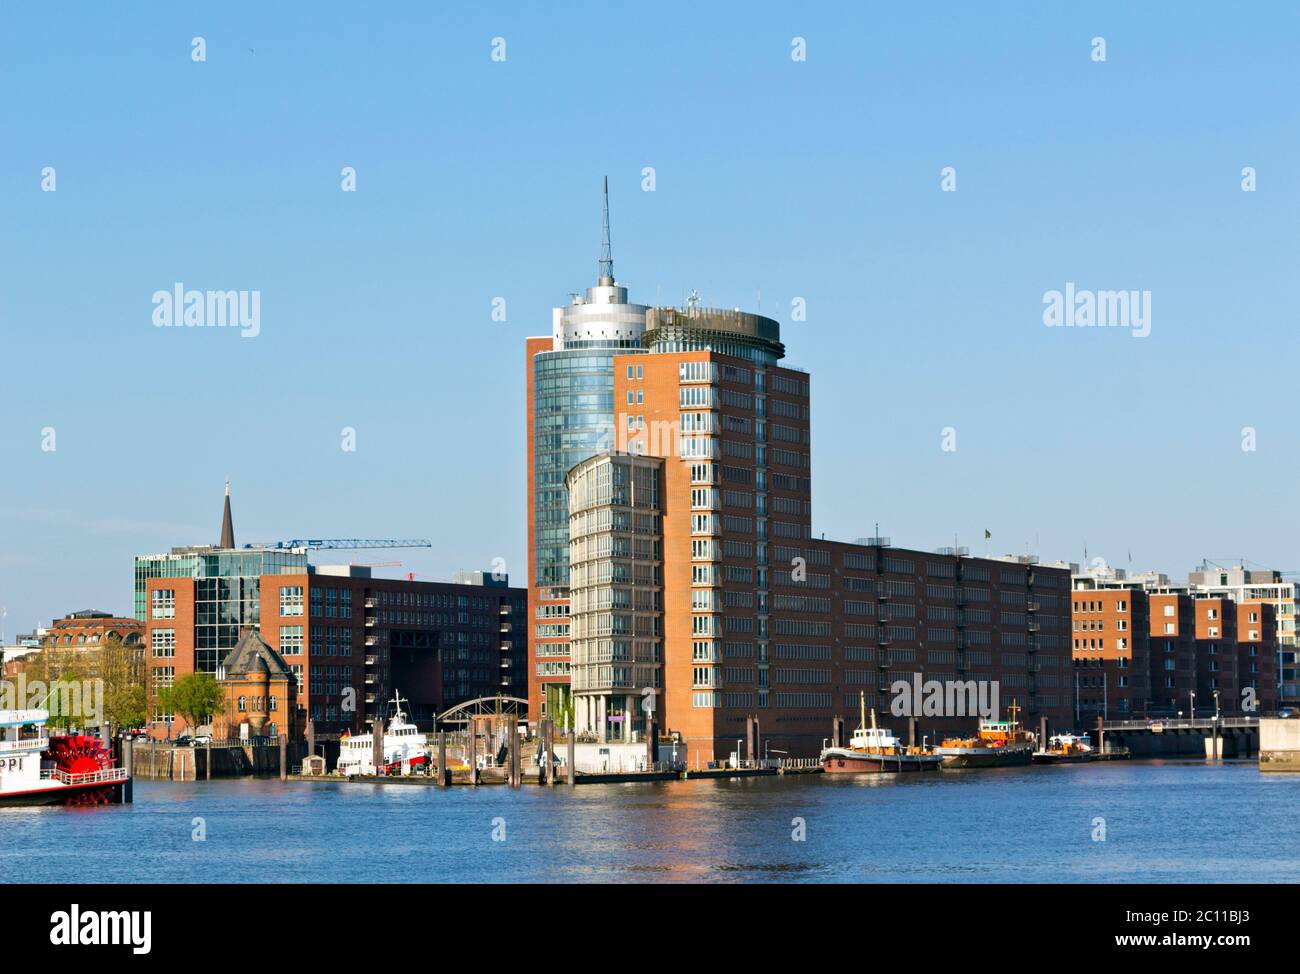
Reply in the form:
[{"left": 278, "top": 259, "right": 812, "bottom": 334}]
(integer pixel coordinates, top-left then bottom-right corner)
[{"left": 525, "top": 178, "right": 650, "bottom": 726}]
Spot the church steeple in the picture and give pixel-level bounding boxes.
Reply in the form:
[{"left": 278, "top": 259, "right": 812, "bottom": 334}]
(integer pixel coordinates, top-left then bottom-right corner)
[{"left": 220, "top": 479, "right": 235, "bottom": 549}]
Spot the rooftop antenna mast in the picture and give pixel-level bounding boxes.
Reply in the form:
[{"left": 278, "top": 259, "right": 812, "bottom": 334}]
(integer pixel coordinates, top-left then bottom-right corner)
[{"left": 598, "top": 176, "right": 614, "bottom": 285}]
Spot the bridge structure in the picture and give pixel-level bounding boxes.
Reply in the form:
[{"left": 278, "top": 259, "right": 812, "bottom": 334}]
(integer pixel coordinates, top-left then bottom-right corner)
[
  {"left": 1096, "top": 715, "right": 1260, "bottom": 758},
  {"left": 436, "top": 695, "right": 528, "bottom": 727}
]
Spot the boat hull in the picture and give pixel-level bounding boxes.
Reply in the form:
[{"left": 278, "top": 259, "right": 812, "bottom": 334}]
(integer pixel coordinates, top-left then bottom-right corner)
[
  {"left": 1031, "top": 751, "right": 1095, "bottom": 765},
  {"left": 0, "top": 778, "right": 127, "bottom": 807},
  {"left": 821, "top": 749, "right": 941, "bottom": 773},
  {"left": 936, "top": 746, "right": 1033, "bottom": 769}
]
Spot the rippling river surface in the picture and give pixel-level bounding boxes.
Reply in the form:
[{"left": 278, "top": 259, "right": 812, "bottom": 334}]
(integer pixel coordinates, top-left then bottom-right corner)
[{"left": 4, "top": 760, "right": 1298, "bottom": 883}]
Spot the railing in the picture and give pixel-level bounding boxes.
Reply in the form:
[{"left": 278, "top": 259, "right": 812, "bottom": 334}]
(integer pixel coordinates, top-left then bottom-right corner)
[
  {"left": 157, "top": 737, "right": 281, "bottom": 748},
  {"left": 43, "top": 767, "right": 129, "bottom": 786},
  {"left": 774, "top": 754, "right": 816, "bottom": 769},
  {"left": 1101, "top": 717, "right": 1259, "bottom": 731},
  {"left": 0, "top": 737, "right": 48, "bottom": 753}
]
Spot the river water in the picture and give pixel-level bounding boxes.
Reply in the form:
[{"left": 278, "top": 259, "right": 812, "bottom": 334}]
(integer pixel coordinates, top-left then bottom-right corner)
[{"left": 3, "top": 760, "right": 1297, "bottom": 883}]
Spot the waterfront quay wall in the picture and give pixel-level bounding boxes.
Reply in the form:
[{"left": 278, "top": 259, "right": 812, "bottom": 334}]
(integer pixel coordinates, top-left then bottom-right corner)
[
  {"left": 1260, "top": 718, "right": 1300, "bottom": 771},
  {"left": 133, "top": 740, "right": 311, "bottom": 780}
]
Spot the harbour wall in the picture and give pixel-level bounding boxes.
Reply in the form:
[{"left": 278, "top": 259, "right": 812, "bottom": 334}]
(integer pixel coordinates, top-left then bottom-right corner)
[
  {"left": 1259, "top": 718, "right": 1300, "bottom": 772},
  {"left": 132, "top": 740, "right": 313, "bottom": 780}
]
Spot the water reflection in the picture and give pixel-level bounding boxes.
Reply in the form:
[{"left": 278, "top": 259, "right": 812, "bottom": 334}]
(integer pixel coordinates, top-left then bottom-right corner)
[{"left": 1, "top": 761, "right": 1297, "bottom": 883}]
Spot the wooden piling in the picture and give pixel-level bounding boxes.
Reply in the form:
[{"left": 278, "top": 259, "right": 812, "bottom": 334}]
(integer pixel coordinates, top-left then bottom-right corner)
[
  {"left": 566, "top": 729, "right": 575, "bottom": 785},
  {"left": 545, "top": 719, "right": 556, "bottom": 786},
  {"left": 506, "top": 721, "right": 518, "bottom": 787},
  {"left": 279, "top": 736, "right": 287, "bottom": 781},
  {"left": 469, "top": 719, "right": 478, "bottom": 786},
  {"left": 122, "top": 735, "right": 134, "bottom": 803},
  {"left": 371, "top": 717, "right": 385, "bottom": 775},
  {"left": 438, "top": 731, "right": 448, "bottom": 787}
]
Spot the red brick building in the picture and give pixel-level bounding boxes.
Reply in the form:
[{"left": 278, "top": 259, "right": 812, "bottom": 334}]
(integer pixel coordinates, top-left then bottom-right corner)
[
  {"left": 531, "top": 292, "right": 1076, "bottom": 761},
  {"left": 1071, "top": 582, "right": 1276, "bottom": 720},
  {"left": 137, "top": 491, "right": 527, "bottom": 740}
]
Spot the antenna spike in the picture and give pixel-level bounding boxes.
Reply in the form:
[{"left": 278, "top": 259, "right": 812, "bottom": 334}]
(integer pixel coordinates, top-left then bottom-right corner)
[{"left": 598, "top": 176, "right": 614, "bottom": 285}]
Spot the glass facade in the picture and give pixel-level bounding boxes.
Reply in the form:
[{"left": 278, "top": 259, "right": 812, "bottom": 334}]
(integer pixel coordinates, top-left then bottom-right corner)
[
  {"left": 532, "top": 345, "right": 646, "bottom": 592},
  {"left": 133, "top": 548, "right": 308, "bottom": 673}
]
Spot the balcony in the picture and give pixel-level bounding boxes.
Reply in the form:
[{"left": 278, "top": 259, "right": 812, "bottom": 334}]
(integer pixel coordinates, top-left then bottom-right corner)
[
  {"left": 364, "top": 655, "right": 377, "bottom": 666},
  {"left": 1027, "top": 620, "right": 1041, "bottom": 632},
  {"left": 499, "top": 623, "right": 512, "bottom": 634},
  {"left": 365, "top": 636, "right": 377, "bottom": 648},
  {"left": 876, "top": 588, "right": 890, "bottom": 602},
  {"left": 365, "top": 618, "right": 375, "bottom": 628},
  {"left": 1027, "top": 601, "right": 1041, "bottom": 613},
  {"left": 364, "top": 598, "right": 376, "bottom": 609}
]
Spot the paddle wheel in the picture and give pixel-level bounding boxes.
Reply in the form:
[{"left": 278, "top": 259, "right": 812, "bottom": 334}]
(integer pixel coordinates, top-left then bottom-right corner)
[{"left": 46, "top": 735, "right": 118, "bottom": 806}]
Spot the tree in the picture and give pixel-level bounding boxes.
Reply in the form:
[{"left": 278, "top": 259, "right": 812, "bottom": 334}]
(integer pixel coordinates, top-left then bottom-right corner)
[
  {"left": 98, "top": 633, "right": 148, "bottom": 734},
  {"left": 158, "top": 674, "right": 225, "bottom": 737}
]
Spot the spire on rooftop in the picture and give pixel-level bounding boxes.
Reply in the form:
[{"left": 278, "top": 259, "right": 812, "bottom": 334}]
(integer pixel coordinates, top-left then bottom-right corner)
[
  {"left": 597, "top": 175, "right": 614, "bottom": 286},
  {"left": 220, "top": 479, "right": 235, "bottom": 549}
]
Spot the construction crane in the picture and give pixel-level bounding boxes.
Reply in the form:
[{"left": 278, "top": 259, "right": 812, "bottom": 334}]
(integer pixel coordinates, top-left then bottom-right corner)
[{"left": 243, "top": 539, "right": 432, "bottom": 551}]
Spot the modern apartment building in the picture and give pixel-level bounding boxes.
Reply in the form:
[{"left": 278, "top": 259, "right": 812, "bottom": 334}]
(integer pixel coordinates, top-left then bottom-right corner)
[
  {"left": 137, "top": 489, "right": 527, "bottom": 739},
  {"left": 1187, "top": 564, "right": 1300, "bottom": 703},
  {"left": 528, "top": 213, "right": 1077, "bottom": 758},
  {"left": 1071, "top": 576, "right": 1276, "bottom": 720}
]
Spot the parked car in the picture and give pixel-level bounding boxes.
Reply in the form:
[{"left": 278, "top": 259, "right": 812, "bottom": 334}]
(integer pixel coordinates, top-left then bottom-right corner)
[
  {"left": 192, "top": 734, "right": 212, "bottom": 745},
  {"left": 1278, "top": 708, "right": 1295, "bottom": 719},
  {"left": 173, "top": 735, "right": 193, "bottom": 746}
]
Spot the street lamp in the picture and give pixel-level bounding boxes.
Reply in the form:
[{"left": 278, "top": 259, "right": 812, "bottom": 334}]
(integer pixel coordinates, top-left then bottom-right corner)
[
  {"left": 1190, "top": 691, "right": 1196, "bottom": 720},
  {"left": 1214, "top": 689, "right": 1221, "bottom": 720}
]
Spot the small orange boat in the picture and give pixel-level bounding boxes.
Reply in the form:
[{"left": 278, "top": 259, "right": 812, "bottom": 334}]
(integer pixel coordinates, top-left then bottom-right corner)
[{"left": 933, "top": 700, "right": 1035, "bottom": 769}]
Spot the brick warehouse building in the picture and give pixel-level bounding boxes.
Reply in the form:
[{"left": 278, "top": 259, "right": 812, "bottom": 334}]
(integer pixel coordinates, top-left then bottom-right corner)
[
  {"left": 1070, "top": 579, "right": 1276, "bottom": 721},
  {"left": 137, "top": 488, "right": 527, "bottom": 740},
  {"left": 526, "top": 193, "right": 1075, "bottom": 760}
]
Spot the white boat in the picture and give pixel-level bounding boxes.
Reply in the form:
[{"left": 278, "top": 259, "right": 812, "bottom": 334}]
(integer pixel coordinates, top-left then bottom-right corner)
[
  {"left": 0, "top": 708, "right": 129, "bottom": 806},
  {"left": 1032, "top": 732, "right": 1095, "bottom": 764},
  {"left": 335, "top": 692, "right": 430, "bottom": 775}
]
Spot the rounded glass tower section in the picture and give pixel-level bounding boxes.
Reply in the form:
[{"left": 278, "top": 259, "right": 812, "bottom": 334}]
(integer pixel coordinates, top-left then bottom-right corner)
[{"left": 533, "top": 282, "right": 649, "bottom": 594}]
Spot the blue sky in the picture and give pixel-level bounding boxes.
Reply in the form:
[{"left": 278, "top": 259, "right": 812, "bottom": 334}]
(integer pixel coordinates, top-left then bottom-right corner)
[{"left": 1, "top": 2, "right": 1298, "bottom": 635}]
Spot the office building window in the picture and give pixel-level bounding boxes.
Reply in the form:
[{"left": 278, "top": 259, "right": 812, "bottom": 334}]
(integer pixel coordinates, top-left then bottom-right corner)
[
  {"left": 280, "top": 586, "right": 305, "bottom": 617},
  {"left": 151, "top": 629, "right": 176, "bottom": 658},
  {"left": 280, "top": 625, "right": 305, "bottom": 655},
  {"left": 151, "top": 589, "right": 176, "bottom": 619}
]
